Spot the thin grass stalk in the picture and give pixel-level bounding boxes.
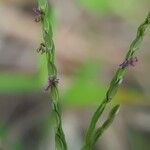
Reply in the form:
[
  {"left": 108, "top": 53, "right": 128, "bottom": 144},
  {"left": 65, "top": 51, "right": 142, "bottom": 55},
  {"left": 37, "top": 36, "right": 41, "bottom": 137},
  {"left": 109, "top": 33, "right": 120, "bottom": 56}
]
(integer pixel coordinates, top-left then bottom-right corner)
[
  {"left": 91, "top": 105, "right": 120, "bottom": 147},
  {"left": 81, "top": 12, "right": 150, "bottom": 150},
  {"left": 36, "top": 0, "right": 67, "bottom": 149}
]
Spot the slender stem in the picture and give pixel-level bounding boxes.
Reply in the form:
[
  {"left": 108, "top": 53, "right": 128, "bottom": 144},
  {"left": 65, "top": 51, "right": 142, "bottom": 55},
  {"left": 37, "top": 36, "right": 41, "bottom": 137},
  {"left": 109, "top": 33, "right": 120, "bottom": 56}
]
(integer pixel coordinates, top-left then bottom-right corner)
[
  {"left": 81, "top": 101, "right": 107, "bottom": 150},
  {"left": 91, "top": 105, "right": 120, "bottom": 147},
  {"left": 37, "top": 0, "right": 67, "bottom": 150},
  {"left": 81, "top": 12, "right": 150, "bottom": 150}
]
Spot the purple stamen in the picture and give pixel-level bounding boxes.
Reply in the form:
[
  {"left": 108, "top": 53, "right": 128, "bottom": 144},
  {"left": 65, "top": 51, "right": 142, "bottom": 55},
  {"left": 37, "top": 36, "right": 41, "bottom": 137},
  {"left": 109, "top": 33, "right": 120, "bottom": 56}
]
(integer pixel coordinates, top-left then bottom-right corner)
[
  {"left": 44, "top": 76, "right": 59, "bottom": 92},
  {"left": 119, "top": 57, "right": 138, "bottom": 69},
  {"left": 33, "top": 7, "right": 43, "bottom": 22},
  {"left": 128, "top": 57, "right": 138, "bottom": 66}
]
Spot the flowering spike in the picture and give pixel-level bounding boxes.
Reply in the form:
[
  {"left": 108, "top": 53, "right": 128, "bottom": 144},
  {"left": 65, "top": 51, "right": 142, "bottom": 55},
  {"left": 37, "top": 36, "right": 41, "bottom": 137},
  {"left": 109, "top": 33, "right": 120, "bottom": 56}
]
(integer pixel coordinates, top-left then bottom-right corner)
[
  {"left": 36, "top": 0, "right": 68, "bottom": 148},
  {"left": 82, "top": 12, "right": 150, "bottom": 150}
]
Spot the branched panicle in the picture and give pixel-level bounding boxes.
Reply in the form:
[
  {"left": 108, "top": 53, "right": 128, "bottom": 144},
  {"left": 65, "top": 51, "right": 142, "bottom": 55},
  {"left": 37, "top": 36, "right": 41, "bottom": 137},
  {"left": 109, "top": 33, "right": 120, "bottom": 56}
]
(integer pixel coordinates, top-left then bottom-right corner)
[
  {"left": 36, "top": 0, "right": 67, "bottom": 150},
  {"left": 81, "top": 12, "right": 150, "bottom": 150}
]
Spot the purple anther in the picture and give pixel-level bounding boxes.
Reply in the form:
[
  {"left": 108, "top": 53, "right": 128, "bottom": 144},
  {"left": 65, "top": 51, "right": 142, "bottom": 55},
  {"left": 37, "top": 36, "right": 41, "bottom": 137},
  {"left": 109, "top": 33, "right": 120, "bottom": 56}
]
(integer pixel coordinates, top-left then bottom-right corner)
[
  {"left": 119, "top": 57, "right": 138, "bottom": 69},
  {"left": 44, "top": 76, "right": 59, "bottom": 92},
  {"left": 33, "top": 7, "right": 43, "bottom": 22}
]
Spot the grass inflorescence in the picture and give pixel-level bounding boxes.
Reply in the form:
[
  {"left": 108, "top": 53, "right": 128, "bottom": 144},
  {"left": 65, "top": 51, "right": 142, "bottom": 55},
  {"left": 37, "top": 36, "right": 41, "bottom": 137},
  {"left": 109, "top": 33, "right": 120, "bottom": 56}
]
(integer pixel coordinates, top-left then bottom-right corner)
[
  {"left": 81, "top": 12, "right": 150, "bottom": 150},
  {"left": 35, "top": 0, "right": 150, "bottom": 149},
  {"left": 36, "top": 0, "right": 67, "bottom": 150}
]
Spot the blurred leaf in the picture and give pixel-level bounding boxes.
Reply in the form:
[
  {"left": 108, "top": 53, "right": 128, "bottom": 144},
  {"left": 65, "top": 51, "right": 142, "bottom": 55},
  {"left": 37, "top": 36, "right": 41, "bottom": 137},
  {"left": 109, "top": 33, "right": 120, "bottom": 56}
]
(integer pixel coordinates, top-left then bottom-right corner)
[
  {"left": 77, "top": 0, "right": 149, "bottom": 21},
  {"left": 0, "top": 73, "right": 40, "bottom": 92},
  {"left": 0, "top": 122, "right": 7, "bottom": 139},
  {"left": 11, "top": 142, "right": 24, "bottom": 150},
  {"left": 77, "top": 0, "right": 111, "bottom": 12},
  {"left": 63, "top": 61, "right": 107, "bottom": 106}
]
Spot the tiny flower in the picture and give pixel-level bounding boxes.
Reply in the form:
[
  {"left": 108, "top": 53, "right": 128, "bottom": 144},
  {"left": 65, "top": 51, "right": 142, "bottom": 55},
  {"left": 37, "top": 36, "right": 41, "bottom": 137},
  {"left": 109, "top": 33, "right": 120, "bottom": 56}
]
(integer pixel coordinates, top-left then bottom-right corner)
[
  {"left": 37, "top": 43, "right": 46, "bottom": 54},
  {"left": 44, "top": 76, "right": 59, "bottom": 92},
  {"left": 119, "top": 57, "right": 138, "bottom": 69},
  {"left": 33, "top": 7, "right": 44, "bottom": 22},
  {"left": 128, "top": 57, "right": 138, "bottom": 67}
]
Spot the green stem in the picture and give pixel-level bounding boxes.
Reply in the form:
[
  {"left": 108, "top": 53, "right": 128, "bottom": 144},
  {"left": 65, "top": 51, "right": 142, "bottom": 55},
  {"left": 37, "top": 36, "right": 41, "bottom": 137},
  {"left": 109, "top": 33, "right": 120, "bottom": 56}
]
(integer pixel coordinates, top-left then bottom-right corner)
[
  {"left": 81, "top": 12, "right": 150, "bottom": 150},
  {"left": 37, "top": 0, "right": 67, "bottom": 150},
  {"left": 91, "top": 105, "right": 120, "bottom": 147}
]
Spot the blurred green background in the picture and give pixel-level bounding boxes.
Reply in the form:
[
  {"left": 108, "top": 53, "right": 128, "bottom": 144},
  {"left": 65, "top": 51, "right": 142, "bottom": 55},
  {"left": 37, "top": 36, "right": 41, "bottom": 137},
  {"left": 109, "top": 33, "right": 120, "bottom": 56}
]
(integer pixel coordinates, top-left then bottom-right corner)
[{"left": 0, "top": 0, "right": 150, "bottom": 150}]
